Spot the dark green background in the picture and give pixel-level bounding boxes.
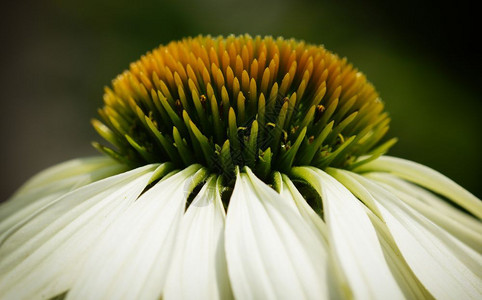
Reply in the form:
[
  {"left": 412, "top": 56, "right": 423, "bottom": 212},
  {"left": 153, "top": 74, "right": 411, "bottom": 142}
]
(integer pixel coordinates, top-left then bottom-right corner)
[{"left": 1, "top": 0, "right": 480, "bottom": 200}]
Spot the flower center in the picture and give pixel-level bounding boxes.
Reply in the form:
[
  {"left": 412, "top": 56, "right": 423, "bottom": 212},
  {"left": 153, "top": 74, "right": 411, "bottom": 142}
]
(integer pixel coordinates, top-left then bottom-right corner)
[{"left": 92, "top": 34, "right": 395, "bottom": 183}]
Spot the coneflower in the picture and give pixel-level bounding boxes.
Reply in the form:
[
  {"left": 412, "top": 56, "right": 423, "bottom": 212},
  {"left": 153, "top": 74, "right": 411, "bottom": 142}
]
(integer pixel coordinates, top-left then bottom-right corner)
[{"left": 0, "top": 34, "right": 480, "bottom": 300}]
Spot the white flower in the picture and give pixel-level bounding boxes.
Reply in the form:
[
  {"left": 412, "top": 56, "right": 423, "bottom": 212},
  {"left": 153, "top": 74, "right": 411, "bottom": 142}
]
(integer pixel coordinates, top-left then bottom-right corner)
[{"left": 1, "top": 35, "right": 481, "bottom": 299}]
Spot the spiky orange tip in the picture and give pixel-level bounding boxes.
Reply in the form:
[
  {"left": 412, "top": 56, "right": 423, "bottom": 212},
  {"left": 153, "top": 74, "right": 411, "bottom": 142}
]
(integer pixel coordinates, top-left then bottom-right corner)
[{"left": 92, "top": 34, "right": 396, "bottom": 183}]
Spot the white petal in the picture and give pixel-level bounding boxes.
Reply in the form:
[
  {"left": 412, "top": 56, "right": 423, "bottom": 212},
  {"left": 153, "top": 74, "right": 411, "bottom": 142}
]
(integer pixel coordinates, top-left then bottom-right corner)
[
  {"left": 225, "top": 167, "right": 330, "bottom": 300},
  {"left": 0, "top": 164, "right": 159, "bottom": 299},
  {"left": 341, "top": 170, "right": 482, "bottom": 299},
  {"left": 366, "top": 209, "right": 432, "bottom": 299},
  {"left": 292, "top": 167, "right": 404, "bottom": 300},
  {"left": 280, "top": 175, "right": 339, "bottom": 298},
  {"left": 163, "top": 176, "right": 232, "bottom": 300},
  {"left": 366, "top": 172, "right": 482, "bottom": 233},
  {"left": 66, "top": 165, "right": 203, "bottom": 300},
  {"left": 376, "top": 180, "right": 482, "bottom": 278},
  {"left": 280, "top": 174, "right": 329, "bottom": 244},
  {"left": 329, "top": 169, "right": 433, "bottom": 299},
  {"left": 14, "top": 156, "right": 122, "bottom": 195},
  {"left": 0, "top": 164, "right": 157, "bottom": 267},
  {"left": 366, "top": 172, "right": 482, "bottom": 252},
  {"left": 0, "top": 157, "right": 125, "bottom": 232},
  {"left": 355, "top": 155, "right": 482, "bottom": 219}
]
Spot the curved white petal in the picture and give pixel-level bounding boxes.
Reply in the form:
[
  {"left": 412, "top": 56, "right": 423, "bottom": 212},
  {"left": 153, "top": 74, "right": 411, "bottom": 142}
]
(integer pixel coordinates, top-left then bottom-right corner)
[
  {"left": 376, "top": 180, "right": 482, "bottom": 278},
  {"left": 340, "top": 170, "right": 482, "bottom": 299},
  {"left": 0, "top": 157, "right": 126, "bottom": 232},
  {"left": 0, "top": 164, "right": 158, "bottom": 265},
  {"left": 292, "top": 167, "right": 404, "bottom": 300},
  {"left": 14, "top": 156, "right": 122, "bottom": 195},
  {"left": 355, "top": 156, "right": 482, "bottom": 219},
  {"left": 163, "top": 176, "right": 232, "bottom": 300},
  {"left": 365, "top": 172, "right": 482, "bottom": 252},
  {"left": 329, "top": 168, "right": 433, "bottom": 299},
  {"left": 0, "top": 164, "right": 160, "bottom": 299},
  {"left": 280, "top": 175, "right": 340, "bottom": 298},
  {"left": 66, "top": 165, "right": 203, "bottom": 300},
  {"left": 366, "top": 172, "right": 482, "bottom": 234},
  {"left": 280, "top": 174, "right": 329, "bottom": 244},
  {"left": 366, "top": 209, "right": 432, "bottom": 300},
  {"left": 225, "top": 167, "right": 330, "bottom": 300}
]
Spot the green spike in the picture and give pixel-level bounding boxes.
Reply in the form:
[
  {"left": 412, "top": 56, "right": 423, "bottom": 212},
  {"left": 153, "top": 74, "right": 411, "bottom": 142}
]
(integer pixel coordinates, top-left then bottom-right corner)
[
  {"left": 124, "top": 134, "right": 157, "bottom": 162},
  {"left": 326, "top": 111, "right": 358, "bottom": 144},
  {"left": 92, "top": 141, "right": 132, "bottom": 166},
  {"left": 106, "top": 108, "right": 130, "bottom": 134},
  {"left": 185, "top": 166, "right": 210, "bottom": 194},
  {"left": 91, "top": 119, "right": 124, "bottom": 149},
  {"left": 158, "top": 91, "right": 188, "bottom": 137},
  {"left": 133, "top": 104, "right": 149, "bottom": 129},
  {"left": 332, "top": 95, "right": 357, "bottom": 124},
  {"left": 209, "top": 94, "right": 224, "bottom": 144},
  {"left": 245, "top": 120, "right": 259, "bottom": 167},
  {"left": 228, "top": 108, "right": 240, "bottom": 151},
  {"left": 182, "top": 111, "right": 204, "bottom": 163},
  {"left": 285, "top": 92, "right": 297, "bottom": 128},
  {"left": 189, "top": 119, "right": 214, "bottom": 166},
  {"left": 220, "top": 139, "right": 235, "bottom": 181},
  {"left": 349, "top": 137, "right": 398, "bottom": 170},
  {"left": 278, "top": 126, "right": 307, "bottom": 172},
  {"left": 296, "top": 79, "right": 307, "bottom": 102},
  {"left": 173, "top": 126, "right": 195, "bottom": 165},
  {"left": 271, "top": 101, "right": 288, "bottom": 155},
  {"left": 272, "top": 171, "right": 283, "bottom": 193},
  {"left": 315, "top": 135, "right": 356, "bottom": 169},
  {"left": 350, "top": 102, "right": 384, "bottom": 134},
  {"left": 221, "top": 86, "right": 230, "bottom": 120},
  {"left": 315, "top": 97, "right": 338, "bottom": 132},
  {"left": 191, "top": 88, "right": 209, "bottom": 133},
  {"left": 257, "top": 93, "right": 266, "bottom": 129},
  {"left": 266, "top": 82, "right": 278, "bottom": 122},
  {"left": 357, "top": 124, "right": 390, "bottom": 156},
  {"left": 237, "top": 92, "right": 246, "bottom": 125},
  {"left": 298, "top": 105, "right": 316, "bottom": 132},
  {"left": 148, "top": 162, "right": 175, "bottom": 185},
  {"left": 159, "top": 80, "right": 175, "bottom": 105},
  {"left": 144, "top": 116, "right": 182, "bottom": 166},
  {"left": 297, "top": 121, "right": 333, "bottom": 165},
  {"left": 150, "top": 89, "right": 170, "bottom": 131},
  {"left": 248, "top": 78, "right": 258, "bottom": 117},
  {"left": 138, "top": 86, "right": 157, "bottom": 115},
  {"left": 256, "top": 147, "right": 272, "bottom": 180},
  {"left": 309, "top": 83, "right": 326, "bottom": 108},
  {"left": 177, "top": 84, "right": 191, "bottom": 115}
]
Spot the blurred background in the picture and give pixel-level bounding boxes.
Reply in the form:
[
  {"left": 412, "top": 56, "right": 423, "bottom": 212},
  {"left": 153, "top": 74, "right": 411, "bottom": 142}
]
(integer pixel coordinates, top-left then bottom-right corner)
[{"left": 1, "top": 0, "right": 480, "bottom": 200}]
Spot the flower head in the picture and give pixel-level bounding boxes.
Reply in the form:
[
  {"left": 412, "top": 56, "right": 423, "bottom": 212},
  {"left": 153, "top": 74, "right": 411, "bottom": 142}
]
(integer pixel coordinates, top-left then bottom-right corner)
[
  {"left": 1, "top": 34, "right": 481, "bottom": 300},
  {"left": 92, "top": 34, "right": 392, "bottom": 181}
]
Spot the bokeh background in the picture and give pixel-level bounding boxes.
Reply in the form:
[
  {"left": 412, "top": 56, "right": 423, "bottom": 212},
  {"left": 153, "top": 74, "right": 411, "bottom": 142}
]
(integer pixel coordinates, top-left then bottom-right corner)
[{"left": 1, "top": 0, "right": 480, "bottom": 200}]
